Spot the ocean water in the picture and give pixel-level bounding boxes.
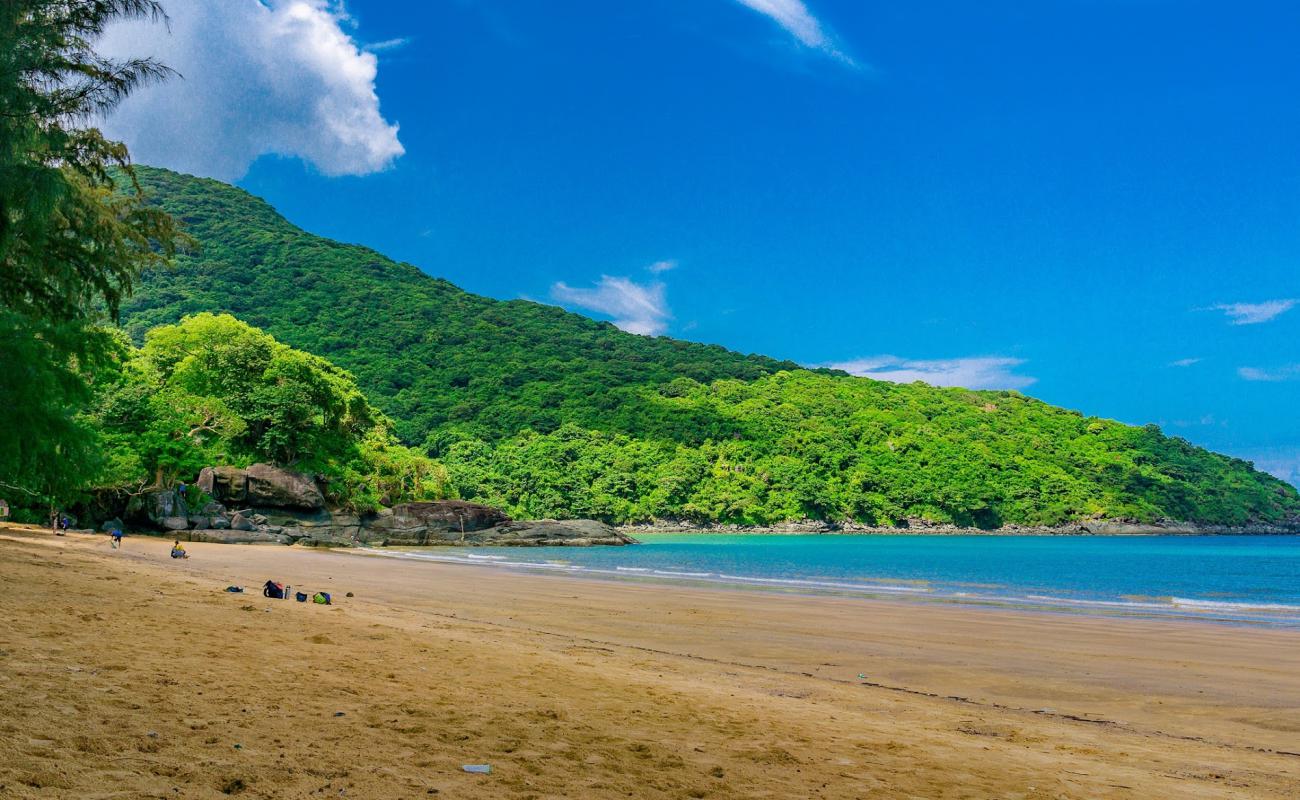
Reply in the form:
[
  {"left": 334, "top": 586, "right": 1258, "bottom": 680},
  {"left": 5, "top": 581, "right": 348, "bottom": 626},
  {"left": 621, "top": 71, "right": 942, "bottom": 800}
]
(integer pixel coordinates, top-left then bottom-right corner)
[{"left": 361, "top": 534, "right": 1300, "bottom": 627}]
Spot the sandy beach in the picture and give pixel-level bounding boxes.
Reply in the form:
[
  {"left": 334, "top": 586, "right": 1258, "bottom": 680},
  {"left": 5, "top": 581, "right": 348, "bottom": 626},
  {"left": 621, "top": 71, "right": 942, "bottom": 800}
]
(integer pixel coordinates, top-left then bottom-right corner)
[{"left": 2, "top": 526, "right": 1298, "bottom": 799}]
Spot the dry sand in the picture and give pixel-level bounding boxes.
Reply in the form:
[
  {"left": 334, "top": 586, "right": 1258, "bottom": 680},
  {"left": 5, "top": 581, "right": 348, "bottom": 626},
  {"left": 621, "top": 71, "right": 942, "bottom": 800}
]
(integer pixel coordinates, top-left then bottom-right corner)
[{"left": 1, "top": 525, "right": 1298, "bottom": 799}]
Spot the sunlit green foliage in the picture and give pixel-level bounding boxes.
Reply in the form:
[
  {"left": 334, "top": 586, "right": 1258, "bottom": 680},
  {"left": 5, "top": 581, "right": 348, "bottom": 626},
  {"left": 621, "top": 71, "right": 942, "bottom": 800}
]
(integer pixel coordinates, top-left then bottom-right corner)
[
  {"left": 441, "top": 373, "right": 1300, "bottom": 526},
  {"left": 91, "top": 314, "right": 442, "bottom": 512},
  {"left": 116, "top": 167, "right": 1300, "bottom": 527}
]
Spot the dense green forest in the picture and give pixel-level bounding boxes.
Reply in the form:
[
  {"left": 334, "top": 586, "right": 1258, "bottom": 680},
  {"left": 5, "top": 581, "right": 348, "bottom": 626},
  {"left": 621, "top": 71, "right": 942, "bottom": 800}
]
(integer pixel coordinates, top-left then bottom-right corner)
[{"left": 106, "top": 167, "right": 1300, "bottom": 528}]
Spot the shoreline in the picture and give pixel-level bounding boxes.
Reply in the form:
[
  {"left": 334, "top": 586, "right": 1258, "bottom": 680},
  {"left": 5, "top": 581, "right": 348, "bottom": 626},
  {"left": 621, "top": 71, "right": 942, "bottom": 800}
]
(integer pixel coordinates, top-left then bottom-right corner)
[
  {"left": 4, "top": 526, "right": 1300, "bottom": 797},
  {"left": 617, "top": 518, "right": 1300, "bottom": 536}
]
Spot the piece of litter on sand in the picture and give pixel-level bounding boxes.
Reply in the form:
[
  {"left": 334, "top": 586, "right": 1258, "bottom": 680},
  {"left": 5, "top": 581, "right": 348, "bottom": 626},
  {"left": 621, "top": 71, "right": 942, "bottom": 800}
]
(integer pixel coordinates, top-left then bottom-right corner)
[
  {"left": 233, "top": 744, "right": 242, "bottom": 750},
  {"left": 857, "top": 674, "right": 867, "bottom": 679},
  {"left": 462, "top": 765, "right": 492, "bottom": 774},
  {"left": 334, "top": 711, "right": 346, "bottom": 717}
]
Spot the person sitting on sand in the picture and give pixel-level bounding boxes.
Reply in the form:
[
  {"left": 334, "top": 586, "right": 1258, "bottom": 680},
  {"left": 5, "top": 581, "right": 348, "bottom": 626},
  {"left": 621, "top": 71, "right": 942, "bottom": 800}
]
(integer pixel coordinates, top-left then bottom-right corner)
[{"left": 170, "top": 540, "right": 188, "bottom": 559}]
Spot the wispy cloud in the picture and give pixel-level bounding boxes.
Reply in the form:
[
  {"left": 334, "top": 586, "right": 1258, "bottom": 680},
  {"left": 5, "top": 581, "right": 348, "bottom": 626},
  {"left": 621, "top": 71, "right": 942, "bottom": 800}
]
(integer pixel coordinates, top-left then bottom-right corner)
[
  {"left": 647, "top": 260, "right": 678, "bottom": 274},
  {"left": 551, "top": 275, "right": 672, "bottom": 336},
  {"left": 1238, "top": 364, "right": 1300, "bottom": 382},
  {"left": 1232, "top": 447, "right": 1300, "bottom": 488},
  {"left": 822, "top": 355, "right": 1037, "bottom": 390},
  {"left": 1207, "top": 299, "right": 1296, "bottom": 325},
  {"left": 1169, "top": 357, "right": 1202, "bottom": 368},
  {"left": 731, "top": 0, "right": 855, "bottom": 65},
  {"left": 365, "top": 37, "right": 413, "bottom": 53}
]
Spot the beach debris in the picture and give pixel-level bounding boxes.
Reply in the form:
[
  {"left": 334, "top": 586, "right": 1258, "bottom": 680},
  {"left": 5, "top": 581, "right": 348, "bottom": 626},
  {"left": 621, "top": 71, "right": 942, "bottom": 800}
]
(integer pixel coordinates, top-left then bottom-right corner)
[
  {"left": 334, "top": 711, "right": 346, "bottom": 717},
  {"left": 233, "top": 744, "right": 242, "bottom": 750},
  {"left": 461, "top": 764, "right": 492, "bottom": 774},
  {"left": 345, "top": 592, "right": 354, "bottom": 597},
  {"left": 857, "top": 673, "right": 867, "bottom": 679},
  {"left": 225, "top": 586, "right": 244, "bottom": 593}
]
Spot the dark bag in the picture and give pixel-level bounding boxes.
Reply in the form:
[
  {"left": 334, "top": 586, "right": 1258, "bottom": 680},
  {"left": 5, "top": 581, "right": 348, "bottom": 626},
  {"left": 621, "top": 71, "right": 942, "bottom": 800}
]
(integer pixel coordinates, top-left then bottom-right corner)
[
  {"left": 295, "top": 592, "right": 308, "bottom": 602},
  {"left": 263, "top": 580, "right": 286, "bottom": 599}
]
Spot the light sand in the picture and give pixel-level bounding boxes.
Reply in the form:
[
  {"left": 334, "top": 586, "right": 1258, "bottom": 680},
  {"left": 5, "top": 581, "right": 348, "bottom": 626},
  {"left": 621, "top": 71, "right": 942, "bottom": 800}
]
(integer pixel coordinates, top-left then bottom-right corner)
[{"left": 1, "top": 526, "right": 1298, "bottom": 799}]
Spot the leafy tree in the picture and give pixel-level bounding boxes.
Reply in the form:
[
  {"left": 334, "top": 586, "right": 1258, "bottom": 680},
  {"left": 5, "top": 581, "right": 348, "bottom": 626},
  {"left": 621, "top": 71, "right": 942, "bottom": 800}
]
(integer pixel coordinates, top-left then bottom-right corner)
[
  {"left": 0, "top": 0, "right": 180, "bottom": 321},
  {"left": 93, "top": 314, "right": 442, "bottom": 512},
  {"left": 0, "top": 1, "right": 183, "bottom": 513}
]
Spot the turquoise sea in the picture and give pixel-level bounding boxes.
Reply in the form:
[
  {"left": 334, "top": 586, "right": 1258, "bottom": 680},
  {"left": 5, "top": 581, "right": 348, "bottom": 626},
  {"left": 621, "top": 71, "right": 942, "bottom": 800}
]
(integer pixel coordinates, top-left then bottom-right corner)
[{"left": 365, "top": 534, "right": 1300, "bottom": 627}]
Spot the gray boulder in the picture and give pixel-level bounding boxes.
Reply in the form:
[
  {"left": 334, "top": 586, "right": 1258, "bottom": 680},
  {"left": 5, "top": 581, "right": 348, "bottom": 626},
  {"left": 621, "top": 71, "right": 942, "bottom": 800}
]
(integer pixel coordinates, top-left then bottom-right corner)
[
  {"left": 186, "top": 529, "right": 292, "bottom": 545},
  {"left": 196, "top": 466, "right": 248, "bottom": 502},
  {"left": 245, "top": 464, "right": 325, "bottom": 510},
  {"left": 196, "top": 464, "right": 325, "bottom": 511},
  {"left": 143, "top": 489, "right": 188, "bottom": 529},
  {"left": 229, "top": 512, "right": 255, "bottom": 532},
  {"left": 210, "top": 516, "right": 231, "bottom": 530}
]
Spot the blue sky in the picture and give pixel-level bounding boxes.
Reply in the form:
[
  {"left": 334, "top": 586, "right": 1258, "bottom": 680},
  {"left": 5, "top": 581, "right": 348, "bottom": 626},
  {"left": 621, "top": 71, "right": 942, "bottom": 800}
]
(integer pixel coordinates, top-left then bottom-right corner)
[{"left": 101, "top": 0, "right": 1300, "bottom": 483}]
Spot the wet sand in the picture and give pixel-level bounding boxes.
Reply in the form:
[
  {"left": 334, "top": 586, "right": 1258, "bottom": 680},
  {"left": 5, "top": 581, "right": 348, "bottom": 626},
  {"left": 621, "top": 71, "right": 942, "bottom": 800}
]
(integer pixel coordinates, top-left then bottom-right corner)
[{"left": 2, "top": 525, "right": 1298, "bottom": 798}]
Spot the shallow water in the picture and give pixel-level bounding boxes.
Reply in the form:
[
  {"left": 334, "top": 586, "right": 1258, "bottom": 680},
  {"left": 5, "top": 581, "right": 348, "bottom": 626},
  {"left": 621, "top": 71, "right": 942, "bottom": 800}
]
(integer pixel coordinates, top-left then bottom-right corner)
[{"left": 362, "top": 534, "right": 1300, "bottom": 627}]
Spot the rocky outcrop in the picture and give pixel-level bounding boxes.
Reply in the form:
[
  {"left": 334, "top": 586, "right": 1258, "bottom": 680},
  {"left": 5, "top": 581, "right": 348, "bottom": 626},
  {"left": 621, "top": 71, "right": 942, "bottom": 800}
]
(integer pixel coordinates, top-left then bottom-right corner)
[
  {"left": 197, "top": 464, "right": 325, "bottom": 510},
  {"left": 470, "top": 519, "right": 636, "bottom": 547},
  {"left": 364, "top": 501, "right": 510, "bottom": 545},
  {"left": 182, "top": 528, "right": 293, "bottom": 545},
  {"left": 139, "top": 489, "right": 190, "bottom": 531},
  {"left": 126, "top": 466, "right": 633, "bottom": 548},
  {"left": 245, "top": 464, "right": 326, "bottom": 510}
]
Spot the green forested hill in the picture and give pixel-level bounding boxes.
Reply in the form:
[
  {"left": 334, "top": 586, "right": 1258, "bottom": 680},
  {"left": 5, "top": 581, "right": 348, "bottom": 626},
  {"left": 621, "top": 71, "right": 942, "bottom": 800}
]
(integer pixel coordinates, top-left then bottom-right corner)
[{"left": 118, "top": 167, "right": 1300, "bottom": 527}]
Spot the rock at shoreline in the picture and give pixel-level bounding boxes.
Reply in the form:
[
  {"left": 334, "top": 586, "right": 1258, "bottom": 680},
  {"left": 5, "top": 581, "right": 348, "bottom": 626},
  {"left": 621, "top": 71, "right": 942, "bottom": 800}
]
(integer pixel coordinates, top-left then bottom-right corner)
[
  {"left": 478, "top": 519, "right": 636, "bottom": 547},
  {"left": 365, "top": 501, "right": 510, "bottom": 545},
  {"left": 184, "top": 529, "right": 292, "bottom": 545}
]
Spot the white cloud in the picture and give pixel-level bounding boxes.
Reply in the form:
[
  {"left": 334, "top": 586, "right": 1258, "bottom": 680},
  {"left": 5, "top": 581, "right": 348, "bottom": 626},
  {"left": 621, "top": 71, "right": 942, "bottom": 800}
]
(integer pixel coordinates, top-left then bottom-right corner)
[
  {"left": 551, "top": 275, "right": 672, "bottom": 336},
  {"left": 1169, "top": 357, "right": 1202, "bottom": 368},
  {"left": 647, "top": 260, "right": 678, "bottom": 274},
  {"left": 97, "top": 0, "right": 404, "bottom": 181},
  {"left": 1208, "top": 299, "right": 1296, "bottom": 325},
  {"left": 731, "top": 0, "right": 854, "bottom": 65},
  {"left": 822, "top": 355, "right": 1037, "bottom": 390},
  {"left": 1238, "top": 365, "right": 1300, "bottom": 382}
]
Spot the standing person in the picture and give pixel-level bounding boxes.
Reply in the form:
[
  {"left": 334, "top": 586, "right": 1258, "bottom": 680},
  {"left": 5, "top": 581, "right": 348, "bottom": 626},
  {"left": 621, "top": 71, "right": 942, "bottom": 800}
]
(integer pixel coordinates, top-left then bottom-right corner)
[
  {"left": 59, "top": 514, "right": 69, "bottom": 535},
  {"left": 110, "top": 528, "right": 123, "bottom": 549},
  {"left": 50, "top": 509, "right": 59, "bottom": 536}
]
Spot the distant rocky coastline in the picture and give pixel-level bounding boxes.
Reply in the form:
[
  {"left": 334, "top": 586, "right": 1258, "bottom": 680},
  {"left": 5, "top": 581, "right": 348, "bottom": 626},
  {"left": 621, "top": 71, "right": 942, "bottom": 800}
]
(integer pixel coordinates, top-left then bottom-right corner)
[
  {"left": 617, "top": 517, "right": 1300, "bottom": 536},
  {"left": 108, "top": 464, "right": 635, "bottom": 548}
]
